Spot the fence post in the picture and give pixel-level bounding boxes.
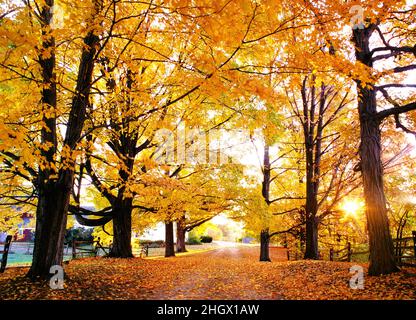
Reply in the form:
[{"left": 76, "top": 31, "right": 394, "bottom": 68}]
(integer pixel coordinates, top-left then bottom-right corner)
[
  {"left": 95, "top": 237, "right": 101, "bottom": 256},
  {"left": 329, "top": 248, "right": 334, "bottom": 261},
  {"left": 412, "top": 231, "right": 416, "bottom": 258},
  {"left": 72, "top": 239, "right": 76, "bottom": 259},
  {"left": 0, "top": 235, "right": 12, "bottom": 273},
  {"left": 347, "top": 242, "right": 352, "bottom": 262}
]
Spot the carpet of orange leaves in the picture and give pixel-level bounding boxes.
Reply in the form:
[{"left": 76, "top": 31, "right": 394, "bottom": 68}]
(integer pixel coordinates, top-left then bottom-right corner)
[{"left": 0, "top": 247, "right": 415, "bottom": 300}]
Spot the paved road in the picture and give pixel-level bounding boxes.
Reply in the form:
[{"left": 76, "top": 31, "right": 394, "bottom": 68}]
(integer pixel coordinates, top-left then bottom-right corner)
[{"left": 147, "top": 246, "right": 288, "bottom": 299}]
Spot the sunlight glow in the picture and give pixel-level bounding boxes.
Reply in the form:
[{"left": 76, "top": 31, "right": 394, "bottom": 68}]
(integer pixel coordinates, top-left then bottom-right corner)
[{"left": 340, "top": 199, "right": 364, "bottom": 218}]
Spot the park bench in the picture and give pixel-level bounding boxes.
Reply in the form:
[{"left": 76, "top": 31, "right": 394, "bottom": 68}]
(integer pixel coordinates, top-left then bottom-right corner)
[{"left": 0, "top": 235, "right": 12, "bottom": 273}]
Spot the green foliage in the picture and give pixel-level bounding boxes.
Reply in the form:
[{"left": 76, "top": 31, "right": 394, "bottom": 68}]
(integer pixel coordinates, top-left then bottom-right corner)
[
  {"left": 192, "top": 222, "right": 225, "bottom": 240},
  {"left": 65, "top": 227, "right": 94, "bottom": 244},
  {"left": 186, "top": 233, "right": 202, "bottom": 245},
  {"left": 200, "top": 235, "right": 213, "bottom": 243}
]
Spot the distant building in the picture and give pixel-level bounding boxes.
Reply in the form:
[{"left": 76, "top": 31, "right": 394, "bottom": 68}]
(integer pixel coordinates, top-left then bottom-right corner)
[{"left": 0, "top": 206, "right": 34, "bottom": 242}]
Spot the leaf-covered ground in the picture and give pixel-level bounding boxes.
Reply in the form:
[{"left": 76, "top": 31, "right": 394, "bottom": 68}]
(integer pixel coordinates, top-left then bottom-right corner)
[{"left": 0, "top": 246, "right": 415, "bottom": 300}]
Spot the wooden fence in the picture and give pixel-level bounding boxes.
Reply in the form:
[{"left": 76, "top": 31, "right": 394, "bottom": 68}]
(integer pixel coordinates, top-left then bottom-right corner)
[
  {"left": 330, "top": 242, "right": 352, "bottom": 262},
  {"left": 133, "top": 241, "right": 166, "bottom": 258},
  {"left": 71, "top": 238, "right": 110, "bottom": 259},
  {"left": 393, "top": 231, "right": 416, "bottom": 267},
  {"left": 330, "top": 231, "right": 416, "bottom": 267}
]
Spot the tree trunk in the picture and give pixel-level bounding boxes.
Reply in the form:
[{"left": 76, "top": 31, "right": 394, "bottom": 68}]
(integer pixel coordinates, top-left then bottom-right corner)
[
  {"left": 304, "top": 216, "right": 319, "bottom": 259},
  {"left": 165, "top": 222, "right": 175, "bottom": 257},
  {"left": 260, "top": 142, "right": 271, "bottom": 262},
  {"left": 176, "top": 218, "right": 187, "bottom": 253},
  {"left": 360, "top": 113, "right": 398, "bottom": 275},
  {"left": 301, "top": 77, "right": 321, "bottom": 260},
  {"left": 360, "top": 107, "right": 398, "bottom": 275},
  {"left": 353, "top": 27, "right": 398, "bottom": 275},
  {"left": 28, "top": 176, "right": 71, "bottom": 279},
  {"left": 259, "top": 229, "right": 271, "bottom": 262},
  {"left": 304, "top": 168, "right": 319, "bottom": 259},
  {"left": 109, "top": 198, "right": 133, "bottom": 258}
]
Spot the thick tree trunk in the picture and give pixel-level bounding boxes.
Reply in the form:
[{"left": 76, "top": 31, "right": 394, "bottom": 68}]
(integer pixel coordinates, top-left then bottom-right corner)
[
  {"left": 176, "top": 218, "right": 187, "bottom": 253},
  {"left": 304, "top": 216, "right": 319, "bottom": 259},
  {"left": 109, "top": 198, "right": 133, "bottom": 258},
  {"left": 109, "top": 147, "right": 135, "bottom": 257},
  {"left": 165, "top": 222, "right": 175, "bottom": 257},
  {"left": 304, "top": 176, "right": 319, "bottom": 259},
  {"left": 259, "top": 229, "right": 271, "bottom": 262},
  {"left": 28, "top": 177, "right": 71, "bottom": 279},
  {"left": 360, "top": 113, "right": 398, "bottom": 275},
  {"left": 353, "top": 27, "right": 398, "bottom": 275}
]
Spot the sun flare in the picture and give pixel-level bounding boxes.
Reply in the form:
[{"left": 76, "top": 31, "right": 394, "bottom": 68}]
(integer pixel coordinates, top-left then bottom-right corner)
[{"left": 340, "top": 199, "right": 364, "bottom": 217}]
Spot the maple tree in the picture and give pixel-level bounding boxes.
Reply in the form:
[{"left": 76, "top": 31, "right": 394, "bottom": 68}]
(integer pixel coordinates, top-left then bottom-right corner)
[
  {"left": 1, "top": 0, "right": 416, "bottom": 288},
  {"left": 348, "top": 2, "right": 416, "bottom": 275},
  {"left": 0, "top": 0, "right": 111, "bottom": 278},
  {"left": 238, "top": 72, "right": 360, "bottom": 262},
  {"left": 286, "top": 75, "right": 360, "bottom": 259}
]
